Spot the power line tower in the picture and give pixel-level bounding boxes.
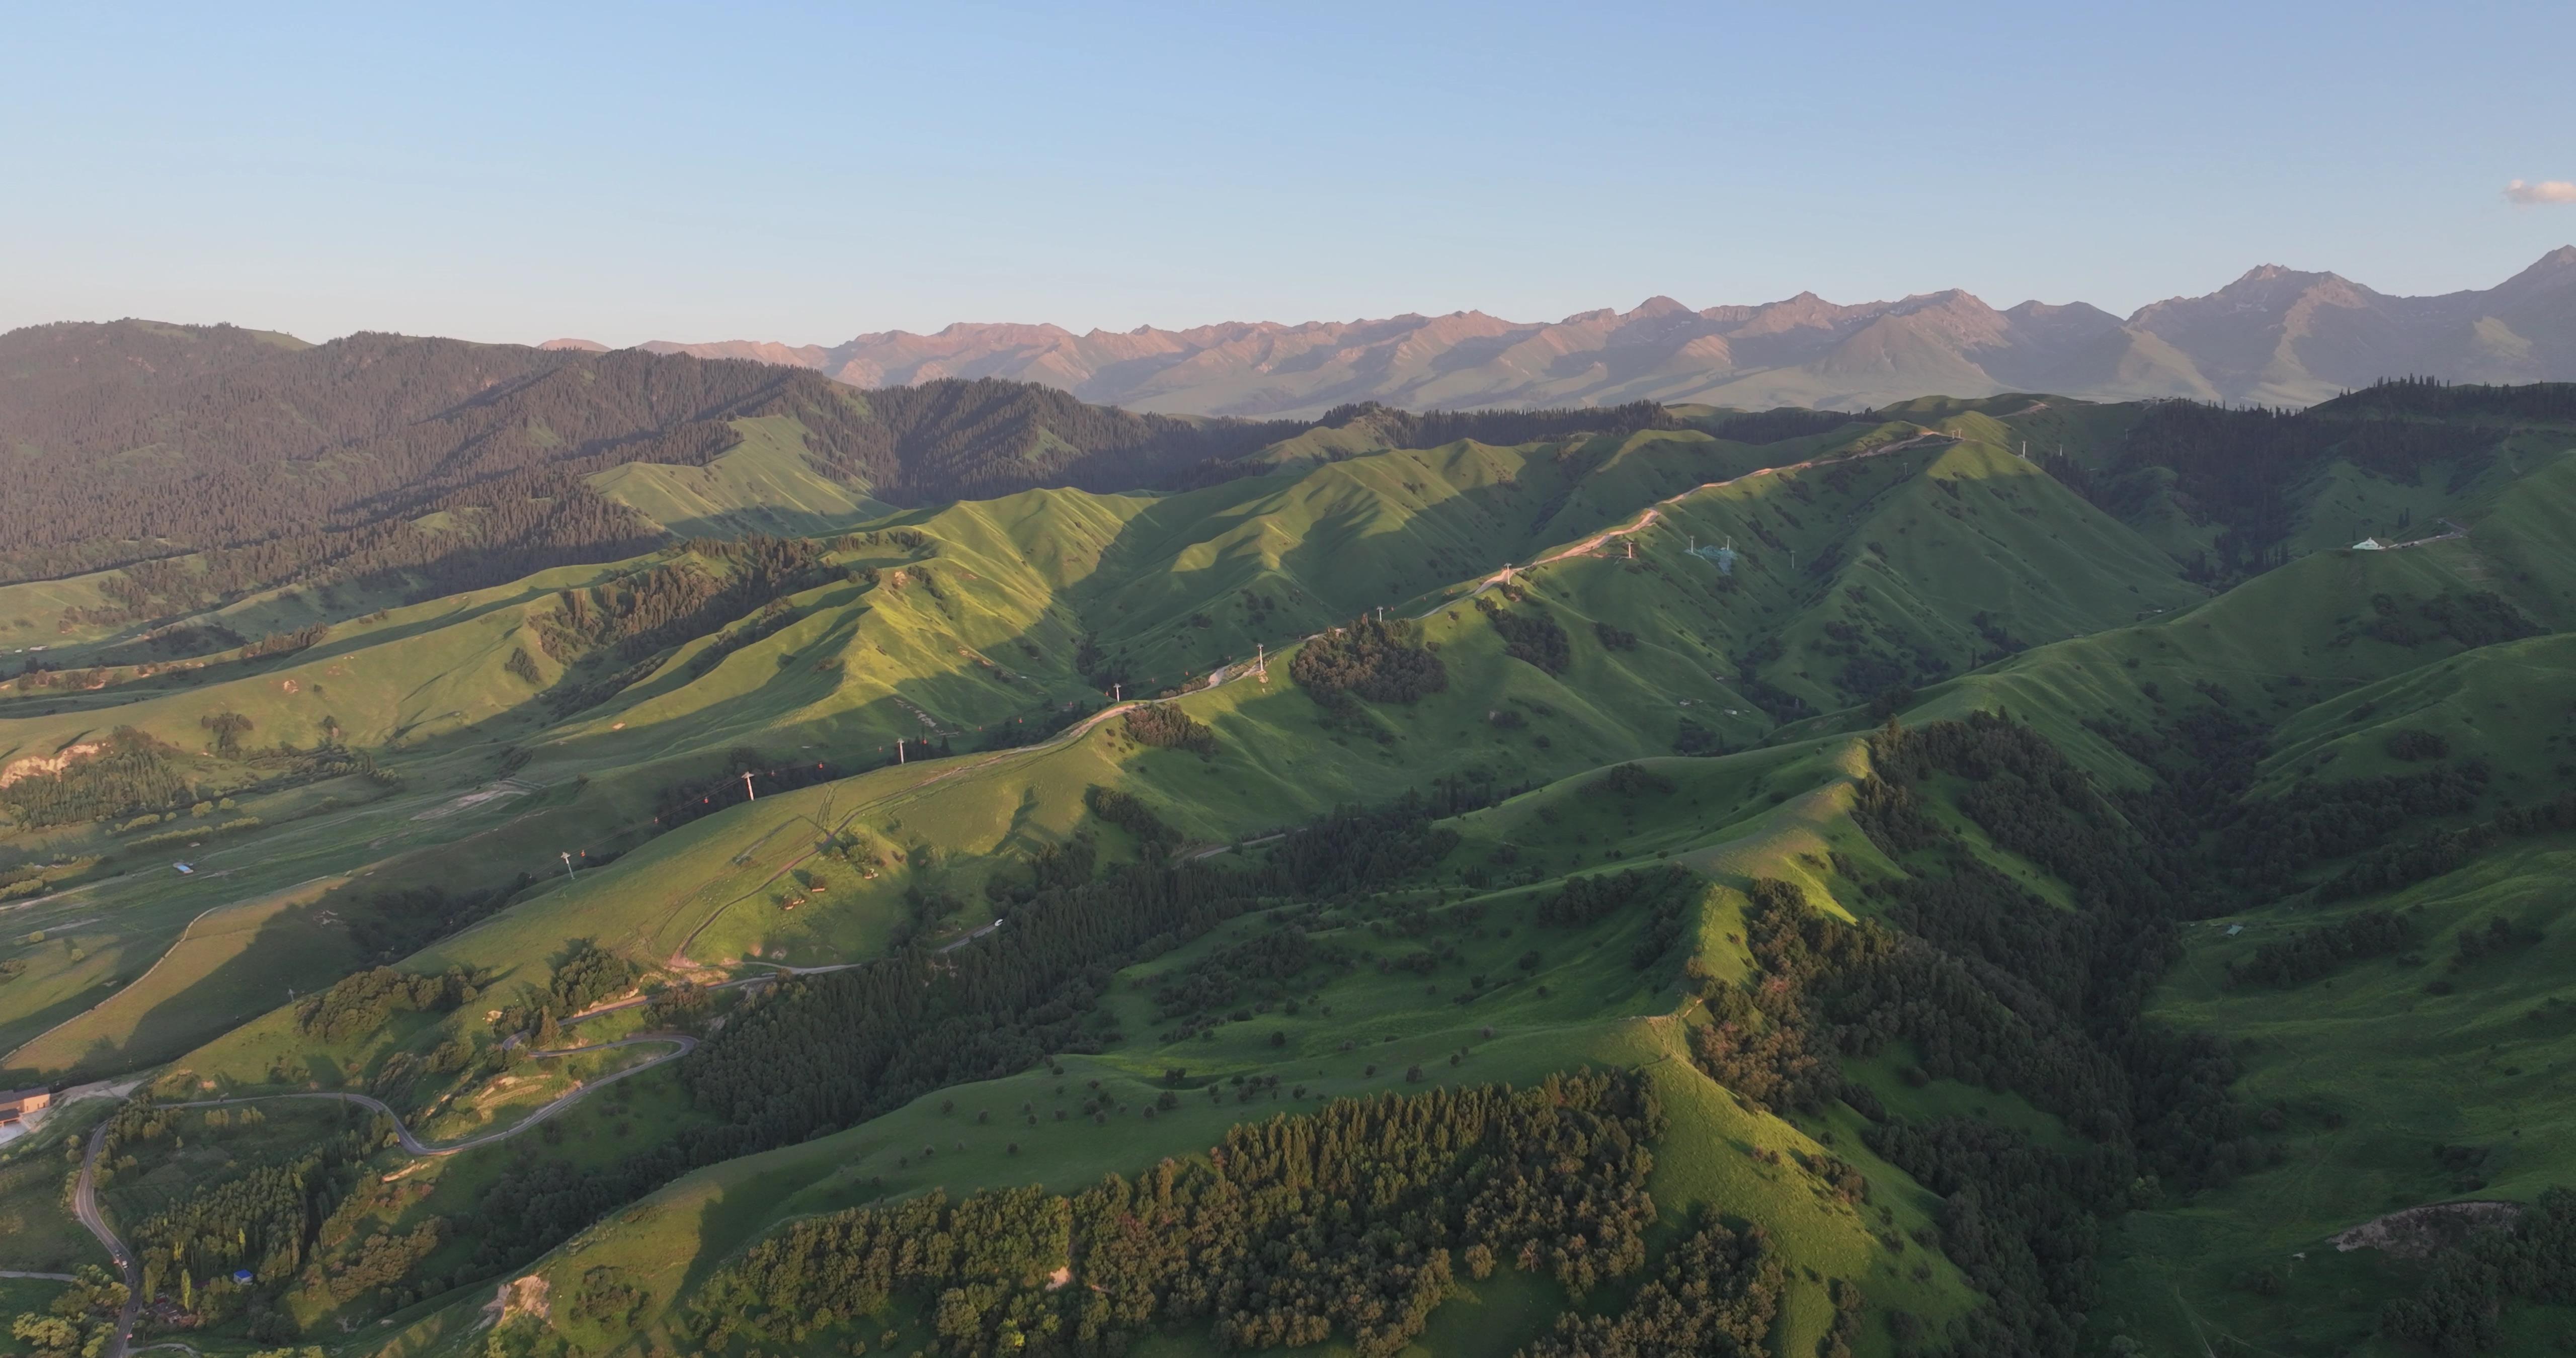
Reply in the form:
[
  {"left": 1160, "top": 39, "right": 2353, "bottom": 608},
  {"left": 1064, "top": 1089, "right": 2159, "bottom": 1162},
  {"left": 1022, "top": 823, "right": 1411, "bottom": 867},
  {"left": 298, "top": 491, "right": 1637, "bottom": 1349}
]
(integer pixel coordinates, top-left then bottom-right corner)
[
  {"left": 741, "top": 770, "right": 757, "bottom": 802},
  {"left": 559, "top": 851, "right": 576, "bottom": 883}
]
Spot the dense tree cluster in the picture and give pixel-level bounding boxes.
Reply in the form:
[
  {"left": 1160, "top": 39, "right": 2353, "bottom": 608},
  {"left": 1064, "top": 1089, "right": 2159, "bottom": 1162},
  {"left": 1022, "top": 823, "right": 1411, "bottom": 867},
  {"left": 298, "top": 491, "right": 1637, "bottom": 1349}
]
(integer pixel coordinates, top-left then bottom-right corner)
[
  {"left": 1534, "top": 866, "right": 1691, "bottom": 930},
  {"left": 1515, "top": 1211, "right": 1784, "bottom": 1358},
  {"left": 653, "top": 748, "right": 851, "bottom": 835},
  {"left": 2379, "top": 1187, "right": 2576, "bottom": 1352},
  {"left": 1120, "top": 702, "right": 1216, "bottom": 755},
  {"left": 678, "top": 868, "right": 1246, "bottom": 1146},
  {"left": 1479, "top": 601, "right": 1571, "bottom": 675},
  {"left": 1255, "top": 788, "right": 1498, "bottom": 896},
  {"left": 1865, "top": 713, "right": 2183, "bottom": 914},
  {"left": 1377, "top": 398, "right": 1685, "bottom": 446},
  {"left": 1082, "top": 785, "right": 1179, "bottom": 857},
  {"left": 2228, "top": 910, "right": 2413, "bottom": 987},
  {"left": 815, "top": 378, "right": 1306, "bottom": 503},
  {"left": 0, "top": 725, "right": 194, "bottom": 828},
  {"left": 2221, "top": 759, "right": 2491, "bottom": 901},
  {"left": 1704, "top": 405, "right": 1865, "bottom": 444},
  {"left": 1685, "top": 714, "right": 2314, "bottom": 1354},
  {"left": 2318, "top": 375, "right": 2576, "bottom": 422},
  {"left": 292, "top": 965, "right": 482, "bottom": 1042},
  {"left": 1726, "top": 636, "right": 1817, "bottom": 722},
  {"left": 2054, "top": 396, "right": 2505, "bottom": 576},
  {"left": 1870, "top": 1118, "right": 2129, "bottom": 1358},
  {"left": 1290, "top": 616, "right": 1447, "bottom": 705},
  {"left": 2450, "top": 914, "right": 2543, "bottom": 969},
  {"left": 0, "top": 330, "right": 1314, "bottom": 620},
  {"left": 1671, "top": 718, "right": 1728, "bottom": 756},
  {"left": 461, "top": 785, "right": 1511, "bottom": 1279},
  {"left": 236, "top": 622, "right": 330, "bottom": 659},
  {"left": 2384, "top": 728, "right": 2451, "bottom": 761},
  {"left": 1262, "top": 400, "right": 1682, "bottom": 467},
  {"left": 544, "top": 939, "right": 639, "bottom": 1015},
  {"left": 688, "top": 1073, "right": 1670, "bottom": 1358},
  {"left": 108, "top": 1102, "right": 390, "bottom": 1342},
  {"left": 2315, "top": 790, "right": 2576, "bottom": 904},
  {"left": 1150, "top": 924, "right": 1353, "bottom": 1027},
  {"left": 531, "top": 536, "right": 837, "bottom": 665},
  {"left": 2363, "top": 590, "right": 2536, "bottom": 650},
  {"left": 5, "top": 1264, "right": 127, "bottom": 1358}
]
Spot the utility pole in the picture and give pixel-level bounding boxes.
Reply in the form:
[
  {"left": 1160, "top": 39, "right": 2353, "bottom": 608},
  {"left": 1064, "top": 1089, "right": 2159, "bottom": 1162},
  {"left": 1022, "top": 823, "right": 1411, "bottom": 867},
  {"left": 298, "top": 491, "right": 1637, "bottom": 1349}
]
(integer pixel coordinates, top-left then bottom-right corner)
[
  {"left": 559, "top": 851, "right": 575, "bottom": 883},
  {"left": 741, "top": 770, "right": 756, "bottom": 802}
]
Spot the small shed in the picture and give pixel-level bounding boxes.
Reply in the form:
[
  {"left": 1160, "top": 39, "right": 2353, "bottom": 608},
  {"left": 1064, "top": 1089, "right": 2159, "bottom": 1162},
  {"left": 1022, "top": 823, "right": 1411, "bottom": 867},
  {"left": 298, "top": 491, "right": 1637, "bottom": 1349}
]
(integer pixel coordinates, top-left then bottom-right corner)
[{"left": 0, "top": 1087, "right": 51, "bottom": 1125}]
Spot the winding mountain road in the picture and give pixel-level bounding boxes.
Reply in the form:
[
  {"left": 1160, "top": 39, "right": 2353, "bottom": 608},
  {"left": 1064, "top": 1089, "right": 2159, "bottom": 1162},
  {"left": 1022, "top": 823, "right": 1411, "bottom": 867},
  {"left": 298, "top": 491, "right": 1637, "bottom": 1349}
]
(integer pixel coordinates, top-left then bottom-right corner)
[
  {"left": 65, "top": 1034, "right": 693, "bottom": 1357},
  {"left": 157, "top": 1034, "right": 696, "bottom": 1154},
  {"left": 72, "top": 1121, "right": 139, "bottom": 1358}
]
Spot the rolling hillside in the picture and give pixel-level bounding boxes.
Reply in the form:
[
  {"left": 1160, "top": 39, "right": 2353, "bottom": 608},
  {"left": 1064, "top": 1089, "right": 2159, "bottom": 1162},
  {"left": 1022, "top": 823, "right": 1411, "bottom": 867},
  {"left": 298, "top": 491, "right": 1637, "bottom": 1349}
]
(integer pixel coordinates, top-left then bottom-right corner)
[
  {"left": 1, "top": 382, "right": 2572, "bottom": 1358},
  {"left": 0, "top": 325, "right": 1319, "bottom": 645}
]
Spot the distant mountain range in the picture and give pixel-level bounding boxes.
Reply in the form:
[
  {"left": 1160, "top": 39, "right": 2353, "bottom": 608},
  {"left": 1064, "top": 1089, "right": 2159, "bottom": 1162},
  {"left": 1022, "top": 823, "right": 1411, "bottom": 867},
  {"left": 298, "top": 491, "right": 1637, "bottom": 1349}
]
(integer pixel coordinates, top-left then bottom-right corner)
[{"left": 551, "top": 249, "right": 2576, "bottom": 416}]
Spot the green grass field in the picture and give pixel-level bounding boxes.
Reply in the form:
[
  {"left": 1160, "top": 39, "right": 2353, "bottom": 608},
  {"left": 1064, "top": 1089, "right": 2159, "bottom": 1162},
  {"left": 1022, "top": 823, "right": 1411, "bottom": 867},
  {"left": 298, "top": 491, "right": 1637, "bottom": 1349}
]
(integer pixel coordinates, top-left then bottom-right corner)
[{"left": 5, "top": 389, "right": 2574, "bottom": 1356}]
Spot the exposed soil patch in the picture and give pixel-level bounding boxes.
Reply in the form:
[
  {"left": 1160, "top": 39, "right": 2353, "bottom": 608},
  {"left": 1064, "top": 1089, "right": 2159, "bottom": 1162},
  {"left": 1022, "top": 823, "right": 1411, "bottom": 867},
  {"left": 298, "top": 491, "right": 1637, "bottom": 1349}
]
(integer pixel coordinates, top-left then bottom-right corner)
[{"left": 2330, "top": 1201, "right": 2522, "bottom": 1258}]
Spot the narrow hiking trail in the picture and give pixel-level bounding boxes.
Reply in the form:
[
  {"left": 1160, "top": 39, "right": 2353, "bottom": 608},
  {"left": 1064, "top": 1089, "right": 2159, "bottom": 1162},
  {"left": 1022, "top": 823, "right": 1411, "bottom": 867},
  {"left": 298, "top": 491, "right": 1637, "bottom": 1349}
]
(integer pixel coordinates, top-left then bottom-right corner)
[{"left": 66, "top": 1035, "right": 693, "bottom": 1358}]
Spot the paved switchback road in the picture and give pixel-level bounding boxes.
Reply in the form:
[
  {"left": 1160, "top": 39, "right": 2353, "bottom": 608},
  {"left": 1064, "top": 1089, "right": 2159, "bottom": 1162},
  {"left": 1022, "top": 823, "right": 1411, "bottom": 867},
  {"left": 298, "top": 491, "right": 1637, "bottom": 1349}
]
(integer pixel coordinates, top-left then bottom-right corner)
[
  {"left": 162, "top": 1034, "right": 696, "bottom": 1155},
  {"left": 73, "top": 1122, "right": 140, "bottom": 1358},
  {"left": 65, "top": 1035, "right": 693, "bottom": 1356}
]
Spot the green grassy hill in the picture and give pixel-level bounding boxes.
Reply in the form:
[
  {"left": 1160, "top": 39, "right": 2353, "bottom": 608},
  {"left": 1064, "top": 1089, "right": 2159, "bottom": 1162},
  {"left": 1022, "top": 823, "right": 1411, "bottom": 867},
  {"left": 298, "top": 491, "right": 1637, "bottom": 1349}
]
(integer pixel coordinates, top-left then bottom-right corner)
[{"left": 5, "top": 382, "right": 2575, "bottom": 1358}]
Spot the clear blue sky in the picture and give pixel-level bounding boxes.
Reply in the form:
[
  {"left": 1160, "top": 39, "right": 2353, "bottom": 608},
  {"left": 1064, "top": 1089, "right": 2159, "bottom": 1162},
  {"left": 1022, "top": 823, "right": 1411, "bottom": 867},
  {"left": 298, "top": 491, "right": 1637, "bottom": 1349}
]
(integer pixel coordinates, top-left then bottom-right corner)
[{"left": 5, "top": 1, "right": 2570, "bottom": 346}]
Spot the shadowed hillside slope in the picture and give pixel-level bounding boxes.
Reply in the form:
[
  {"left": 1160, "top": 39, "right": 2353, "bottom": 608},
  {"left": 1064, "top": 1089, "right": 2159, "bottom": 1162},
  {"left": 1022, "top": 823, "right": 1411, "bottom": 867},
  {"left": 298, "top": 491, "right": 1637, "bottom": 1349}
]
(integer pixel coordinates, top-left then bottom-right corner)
[{"left": 2, "top": 383, "right": 2573, "bottom": 1358}]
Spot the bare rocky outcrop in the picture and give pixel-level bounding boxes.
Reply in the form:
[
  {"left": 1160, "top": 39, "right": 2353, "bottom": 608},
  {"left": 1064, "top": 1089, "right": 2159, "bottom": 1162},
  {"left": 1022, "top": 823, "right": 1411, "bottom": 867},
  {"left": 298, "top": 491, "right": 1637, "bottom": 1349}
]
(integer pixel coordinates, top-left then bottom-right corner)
[
  {"left": 0, "top": 743, "right": 100, "bottom": 788},
  {"left": 2329, "top": 1201, "right": 2523, "bottom": 1259}
]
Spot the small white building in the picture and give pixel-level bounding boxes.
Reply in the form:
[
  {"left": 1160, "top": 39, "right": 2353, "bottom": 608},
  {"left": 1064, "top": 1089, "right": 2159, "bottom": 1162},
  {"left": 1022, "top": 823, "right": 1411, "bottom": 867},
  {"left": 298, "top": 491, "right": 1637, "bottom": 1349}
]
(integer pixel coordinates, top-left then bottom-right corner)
[{"left": 2352, "top": 537, "right": 2387, "bottom": 551}]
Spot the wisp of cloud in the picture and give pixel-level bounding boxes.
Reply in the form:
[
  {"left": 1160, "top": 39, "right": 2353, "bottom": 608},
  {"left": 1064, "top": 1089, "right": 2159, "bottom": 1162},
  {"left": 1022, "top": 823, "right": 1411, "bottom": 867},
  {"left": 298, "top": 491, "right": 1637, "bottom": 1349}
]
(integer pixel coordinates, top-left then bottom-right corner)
[{"left": 2506, "top": 179, "right": 2576, "bottom": 206}]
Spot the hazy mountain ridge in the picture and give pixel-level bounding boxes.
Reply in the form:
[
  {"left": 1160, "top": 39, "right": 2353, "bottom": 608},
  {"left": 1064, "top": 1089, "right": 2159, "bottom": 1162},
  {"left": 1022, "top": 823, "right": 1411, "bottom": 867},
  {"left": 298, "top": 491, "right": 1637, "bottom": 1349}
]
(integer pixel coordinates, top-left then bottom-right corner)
[{"left": 599, "top": 248, "right": 2576, "bottom": 415}]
